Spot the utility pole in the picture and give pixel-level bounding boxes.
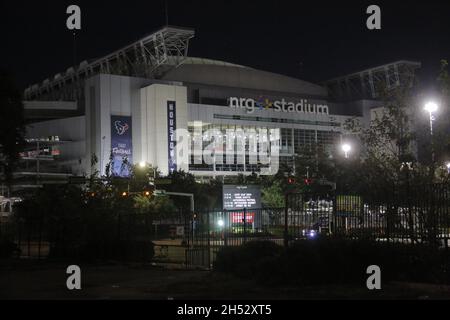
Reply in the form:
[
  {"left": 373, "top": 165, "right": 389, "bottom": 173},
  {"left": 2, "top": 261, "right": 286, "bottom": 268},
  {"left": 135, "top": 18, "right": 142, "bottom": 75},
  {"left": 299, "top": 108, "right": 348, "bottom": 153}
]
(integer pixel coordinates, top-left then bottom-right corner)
[
  {"left": 73, "top": 31, "right": 77, "bottom": 67},
  {"left": 165, "top": 0, "right": 169, "bottom": 26}
]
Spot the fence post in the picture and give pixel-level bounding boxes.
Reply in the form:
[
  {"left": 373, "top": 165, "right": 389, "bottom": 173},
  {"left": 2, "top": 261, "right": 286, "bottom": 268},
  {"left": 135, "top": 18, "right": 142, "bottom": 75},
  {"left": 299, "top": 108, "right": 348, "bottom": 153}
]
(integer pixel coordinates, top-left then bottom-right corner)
[
  {"left": 117, "top": 212, "right": 121, "bottom": 242},
  {"left": 331, "top": 193, "right": 336, "bottom": 235},
  {"left": 38, "top": 214, "right": 43, "bottom": 260},
  {"left": 207, "top": 211, "right": 211, "bottom": 269},
  {"left": 243, "top": 208, "right": 247, "bottom": 244},
  {"left": 445, "top": 237, "right": 449, "bottom": 283},
  {"left": 284, "top": 193, "right": 289, "bottom": 248}
]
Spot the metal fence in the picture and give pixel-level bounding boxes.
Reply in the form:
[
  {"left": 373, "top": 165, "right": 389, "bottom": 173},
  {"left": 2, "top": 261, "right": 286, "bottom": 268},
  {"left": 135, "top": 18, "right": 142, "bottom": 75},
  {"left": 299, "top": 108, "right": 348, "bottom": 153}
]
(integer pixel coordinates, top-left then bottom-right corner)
[
  {"left": 285, "top": 183, "right": 450, "bottom": 245},
  {"left": 0, "top": 210, "right": 189, "bottom": 261},
  {"left": 1, "top": 183, "right": 449, "bottom": 269},
  {"left": 184, "top": 208, "right": 285, "bottom": 268},
  {"left": 186, "top": 183, "right": 450, "bottom": 268}
]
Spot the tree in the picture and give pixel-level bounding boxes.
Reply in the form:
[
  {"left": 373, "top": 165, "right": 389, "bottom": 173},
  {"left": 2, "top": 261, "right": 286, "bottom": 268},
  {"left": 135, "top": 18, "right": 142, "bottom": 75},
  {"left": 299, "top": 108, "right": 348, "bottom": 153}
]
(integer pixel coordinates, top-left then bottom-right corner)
[
  {"left": 164, "top": 170, "right": 223, "bottom": 211},
  {"left": 261, "top": 180, "right": 284, "bottom": 208},
  {"left": 341, "top": 64, "right": 450, "bottom": 243},
  {"left": 437, "top": 59, "right": 450, "bottom": 179},
  {"left": 134, "top": 194, "right": 177, "bottom": 218},
  {"left": 343, "top": 75, "right": 428, "bottom": 190},
  {"left": 0, "top": 70, "right": 25, "bottom": 184}
]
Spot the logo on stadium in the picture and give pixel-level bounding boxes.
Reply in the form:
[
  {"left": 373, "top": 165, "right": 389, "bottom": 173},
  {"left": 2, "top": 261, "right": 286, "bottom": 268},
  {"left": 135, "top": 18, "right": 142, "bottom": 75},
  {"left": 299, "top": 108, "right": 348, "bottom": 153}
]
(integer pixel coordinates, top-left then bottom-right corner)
[
  {"left": 228, "top": 96, "right": 329, "bottom": 115},
  {"left": 255, "top": 96, "right": 273, "bottom": 111},
  {"left": 114, "top": 121, "right": 129, "bottom": 136}
]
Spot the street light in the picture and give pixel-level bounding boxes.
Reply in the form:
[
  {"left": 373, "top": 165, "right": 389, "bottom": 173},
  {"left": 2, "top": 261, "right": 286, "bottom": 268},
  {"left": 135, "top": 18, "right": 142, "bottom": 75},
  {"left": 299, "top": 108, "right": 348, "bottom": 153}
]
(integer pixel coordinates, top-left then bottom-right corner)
[
  {"left": 424, "top": 101, "right": 438, "bottom": 136},
  {"left": 342, "top": 143, "right": 351, "bottom": 159},
  {"left": 139, "top": 161, "right": 146, "bottom": 168},
  {"left": 424, "top": 101, "right": 438, "bottom": 163},
  {"left": 446, "top": 162, "right": 450, "bottom": 173},
  {"left": 424, "top": 101, "right": 438, "bottom": 113}
]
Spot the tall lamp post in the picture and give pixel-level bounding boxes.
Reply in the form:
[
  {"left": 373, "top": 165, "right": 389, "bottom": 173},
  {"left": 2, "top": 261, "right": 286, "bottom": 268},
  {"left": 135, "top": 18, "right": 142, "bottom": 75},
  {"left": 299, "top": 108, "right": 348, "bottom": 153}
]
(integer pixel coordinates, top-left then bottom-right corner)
[
  {"left": 424, "top": 102, "right": 438, "bottom": 163},
  {"left": 342, "top": 143, "right": 352, "bottom": 159}
]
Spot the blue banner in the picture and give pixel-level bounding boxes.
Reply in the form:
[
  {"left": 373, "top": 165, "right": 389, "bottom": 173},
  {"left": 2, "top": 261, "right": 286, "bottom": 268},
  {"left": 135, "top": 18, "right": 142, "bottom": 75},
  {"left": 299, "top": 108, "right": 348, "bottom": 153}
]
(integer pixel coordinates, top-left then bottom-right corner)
[
  {"left": 111, "top": 115, "right": 133, "bottom": 177},
  {"left": 167, "top": 101, "right": 177, "bottom": 174}
]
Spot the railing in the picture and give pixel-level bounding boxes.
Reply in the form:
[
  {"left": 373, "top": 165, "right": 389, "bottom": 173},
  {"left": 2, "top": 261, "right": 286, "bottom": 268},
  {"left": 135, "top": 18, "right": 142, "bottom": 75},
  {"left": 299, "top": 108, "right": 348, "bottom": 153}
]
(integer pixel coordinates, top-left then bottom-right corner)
[
  {"left": 1, "top": 183, "right": 448, "bottom": 268},
  {"left": 184, "top": 184, "right": 449, "bottom": 268}
]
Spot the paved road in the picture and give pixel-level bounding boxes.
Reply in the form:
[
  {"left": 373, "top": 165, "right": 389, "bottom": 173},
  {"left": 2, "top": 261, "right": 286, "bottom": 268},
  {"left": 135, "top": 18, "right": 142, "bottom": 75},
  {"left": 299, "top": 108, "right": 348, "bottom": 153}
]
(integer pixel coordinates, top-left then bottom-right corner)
[{"left": 1, "top": 260, "right": 450, "bottom": 300}]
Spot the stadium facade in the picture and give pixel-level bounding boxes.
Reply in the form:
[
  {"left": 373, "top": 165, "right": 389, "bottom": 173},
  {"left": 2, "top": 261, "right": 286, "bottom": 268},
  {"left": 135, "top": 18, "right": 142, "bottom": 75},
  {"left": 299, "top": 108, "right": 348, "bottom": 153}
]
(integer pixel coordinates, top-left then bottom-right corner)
[{"left": 15, "top": 26, "right": 420, "bottom": 188}]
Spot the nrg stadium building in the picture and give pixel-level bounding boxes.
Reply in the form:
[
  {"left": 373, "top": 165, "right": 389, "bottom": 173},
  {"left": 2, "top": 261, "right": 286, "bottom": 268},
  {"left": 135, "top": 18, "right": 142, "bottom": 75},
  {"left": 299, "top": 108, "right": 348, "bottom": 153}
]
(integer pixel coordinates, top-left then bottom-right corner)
[{"left": 13, "top": 26, "right": 420, "bottom": 190}]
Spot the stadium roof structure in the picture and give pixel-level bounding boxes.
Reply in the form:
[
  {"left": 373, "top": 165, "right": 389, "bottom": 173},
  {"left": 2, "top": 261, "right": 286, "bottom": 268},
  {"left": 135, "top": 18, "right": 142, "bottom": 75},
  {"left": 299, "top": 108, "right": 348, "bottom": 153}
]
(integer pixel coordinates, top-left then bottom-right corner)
[
  {"left": 24, "top": 26, "right": 195, "bottom": 101},
  {"left": 323, "top": 60, "right": 421, "bottom": 102}
]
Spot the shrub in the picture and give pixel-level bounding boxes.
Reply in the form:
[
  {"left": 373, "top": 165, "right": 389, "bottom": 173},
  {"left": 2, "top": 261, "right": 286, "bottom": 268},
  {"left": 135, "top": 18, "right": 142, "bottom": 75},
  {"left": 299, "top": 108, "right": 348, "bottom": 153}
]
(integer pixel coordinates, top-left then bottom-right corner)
[
  {"left": 0, "top": 237, "right": 20, "bottom": 258},
  {"left": 213, "top": 238, "right": 449, "bottom": 286},
  {"left": 214, "top": 240, "right": 283, "bottom": 278}
]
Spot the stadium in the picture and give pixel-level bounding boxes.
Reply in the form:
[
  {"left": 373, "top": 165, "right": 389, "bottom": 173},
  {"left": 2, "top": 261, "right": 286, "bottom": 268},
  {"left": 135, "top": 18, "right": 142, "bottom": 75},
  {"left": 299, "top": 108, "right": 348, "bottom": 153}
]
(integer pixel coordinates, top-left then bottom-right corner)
[{"left": 15, "top": 26, "right": 421, "bottom": 189}]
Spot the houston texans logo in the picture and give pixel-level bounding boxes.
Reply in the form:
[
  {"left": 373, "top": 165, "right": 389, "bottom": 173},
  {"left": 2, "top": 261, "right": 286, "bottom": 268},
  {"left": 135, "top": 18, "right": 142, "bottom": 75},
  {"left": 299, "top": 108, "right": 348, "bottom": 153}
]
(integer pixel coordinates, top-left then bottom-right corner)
[
  {"left": 114, "top": 121, "right": 129, "bottom": 136},
  {"left": 255, "top": 96, "right": 273, "bottom": 110}
]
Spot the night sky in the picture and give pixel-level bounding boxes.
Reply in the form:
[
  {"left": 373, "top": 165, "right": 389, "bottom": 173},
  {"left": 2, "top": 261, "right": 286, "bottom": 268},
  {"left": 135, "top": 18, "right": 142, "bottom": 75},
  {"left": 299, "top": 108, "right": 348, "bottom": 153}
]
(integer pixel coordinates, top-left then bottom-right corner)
[{"left": 2, "top": 0, "right": 450, "bottom": 93}]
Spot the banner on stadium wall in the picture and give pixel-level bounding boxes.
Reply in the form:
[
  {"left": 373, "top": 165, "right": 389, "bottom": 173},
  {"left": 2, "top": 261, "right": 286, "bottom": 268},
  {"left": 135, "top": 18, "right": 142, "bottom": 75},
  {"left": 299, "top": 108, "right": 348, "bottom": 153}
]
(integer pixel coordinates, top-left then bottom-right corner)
[
  {"left": 111, "top": 115, "right": 133, "bottom": 177},
  {"left": 167, "top": 101, "right": 177, "bottom": 174}
]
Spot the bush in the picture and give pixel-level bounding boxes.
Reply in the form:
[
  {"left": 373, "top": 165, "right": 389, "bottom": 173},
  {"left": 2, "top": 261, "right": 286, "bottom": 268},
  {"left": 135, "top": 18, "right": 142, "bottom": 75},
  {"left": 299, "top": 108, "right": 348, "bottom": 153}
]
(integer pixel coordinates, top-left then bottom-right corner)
[
  {"left": 214, "top": 241, "right": 283, "bottom": 279},
  {"left": 213, "top": 238, "right": 449, "bottom": 286},
  {"left": 0, "top": 237, "right": 20, "bottom": 258}
]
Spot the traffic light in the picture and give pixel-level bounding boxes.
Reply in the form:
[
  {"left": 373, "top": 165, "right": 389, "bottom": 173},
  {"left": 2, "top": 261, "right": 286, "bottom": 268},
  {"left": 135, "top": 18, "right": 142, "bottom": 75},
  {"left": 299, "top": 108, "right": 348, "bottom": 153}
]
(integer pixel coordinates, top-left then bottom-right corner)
[{"left": 121, "top": 191, "right": 128, "bottom": 197}]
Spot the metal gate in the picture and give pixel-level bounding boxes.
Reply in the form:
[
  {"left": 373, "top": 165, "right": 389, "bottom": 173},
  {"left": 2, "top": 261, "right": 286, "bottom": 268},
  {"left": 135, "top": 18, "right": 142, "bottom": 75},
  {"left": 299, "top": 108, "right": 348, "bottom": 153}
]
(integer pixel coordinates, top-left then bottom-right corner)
[{"left": 184, "top": 208, "right": 284, "bottom": 269}]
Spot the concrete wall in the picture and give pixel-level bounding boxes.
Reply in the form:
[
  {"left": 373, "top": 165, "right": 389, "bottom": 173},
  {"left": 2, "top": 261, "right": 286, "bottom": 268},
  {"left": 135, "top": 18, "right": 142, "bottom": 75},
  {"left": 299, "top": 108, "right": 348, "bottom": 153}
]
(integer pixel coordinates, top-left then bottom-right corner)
[
  {"left": 85, "top": 74, "right": 154, "bottom": 175},
  {"left": 85, "top": 74, "right": 189, "bottom": 176},
  {"left": 139, "top": 84, "right": 189, "bottom": 175}
]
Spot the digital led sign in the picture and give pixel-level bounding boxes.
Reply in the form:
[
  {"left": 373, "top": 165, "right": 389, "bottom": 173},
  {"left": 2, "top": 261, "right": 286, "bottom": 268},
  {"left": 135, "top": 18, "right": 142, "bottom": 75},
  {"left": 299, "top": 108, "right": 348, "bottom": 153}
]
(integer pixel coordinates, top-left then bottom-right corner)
[{"left": 222, "top": 185, "right": 261, "bottom": 210}]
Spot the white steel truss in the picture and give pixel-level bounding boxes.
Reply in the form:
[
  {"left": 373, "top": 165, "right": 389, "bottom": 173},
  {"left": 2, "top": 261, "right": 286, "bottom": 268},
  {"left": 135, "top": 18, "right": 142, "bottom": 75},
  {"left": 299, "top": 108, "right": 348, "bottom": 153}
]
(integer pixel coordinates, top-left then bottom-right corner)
[
  {"left": 323, "top": 61, "right": 421, "bottom": 102},
  {"left": 24, "top": 26, "right": 195, "bottom": 101}
]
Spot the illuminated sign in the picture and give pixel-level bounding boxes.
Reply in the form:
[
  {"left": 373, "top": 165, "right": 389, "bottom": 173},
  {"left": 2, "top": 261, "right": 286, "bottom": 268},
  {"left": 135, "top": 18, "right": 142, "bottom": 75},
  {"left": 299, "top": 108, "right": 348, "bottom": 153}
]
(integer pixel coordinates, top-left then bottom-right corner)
[
  {"left": 335, "top": 195, "right": 363, "bottom": 217},
  {"left": 167, "top": 101, "right": 177, "bottom": 174},
  {"left": 231, "top": 212, "right": 255, "bottom": 224},
  {"left": 228, "top": 97, "right": 329, "bottom": 115},
  {"left": 223, "top": 185, "right": 261, "bottom": 210}
]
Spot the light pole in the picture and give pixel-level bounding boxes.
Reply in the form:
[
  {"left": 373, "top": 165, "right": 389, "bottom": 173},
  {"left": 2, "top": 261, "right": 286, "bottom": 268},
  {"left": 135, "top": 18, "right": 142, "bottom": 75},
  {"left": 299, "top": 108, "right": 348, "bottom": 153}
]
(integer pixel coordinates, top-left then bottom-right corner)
[
  {"left": 424, "top": 101, "right": 438, "bottom": 163},
  {"left": 424, "top": 102, "right": 438, "bottom": 136},
  {"left": 138, "top": 161, "right": 156, "bottom": 191},
  {"left": 342, "top": 143, "right": 351, "bottom": 159}
]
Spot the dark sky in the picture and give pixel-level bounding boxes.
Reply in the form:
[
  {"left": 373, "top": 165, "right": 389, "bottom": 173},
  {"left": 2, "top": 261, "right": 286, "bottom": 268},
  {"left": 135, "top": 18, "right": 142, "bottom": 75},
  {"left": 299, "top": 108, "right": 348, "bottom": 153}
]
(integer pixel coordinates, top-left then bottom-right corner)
[{"left": 2, "top": 0, "right": 450, "bottom": 91}]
